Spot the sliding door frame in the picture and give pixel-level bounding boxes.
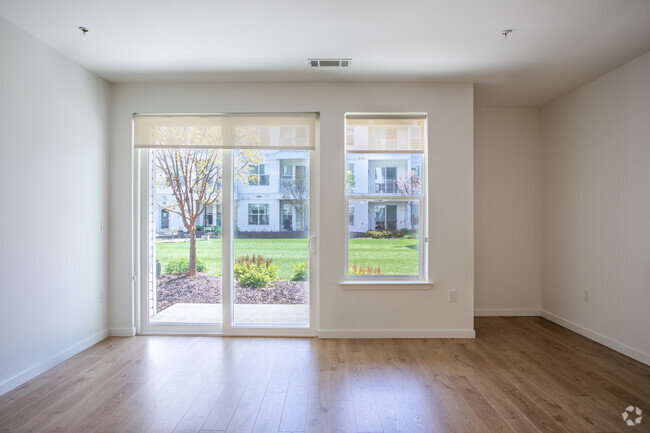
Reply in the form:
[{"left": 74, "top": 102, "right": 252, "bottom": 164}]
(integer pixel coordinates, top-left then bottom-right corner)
[{"left": 134, "top": 144, "right": 319, "bottom": 337}]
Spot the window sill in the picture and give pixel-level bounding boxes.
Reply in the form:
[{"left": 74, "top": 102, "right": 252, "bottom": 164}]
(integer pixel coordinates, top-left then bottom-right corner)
[{"left": 339, "top": 280, "right": 434, "bottom": 290}]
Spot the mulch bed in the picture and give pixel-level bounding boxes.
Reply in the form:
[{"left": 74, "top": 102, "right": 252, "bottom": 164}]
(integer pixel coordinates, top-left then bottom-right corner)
[{"left": 156, "top": 273, "right": 308, "bottom": 312}]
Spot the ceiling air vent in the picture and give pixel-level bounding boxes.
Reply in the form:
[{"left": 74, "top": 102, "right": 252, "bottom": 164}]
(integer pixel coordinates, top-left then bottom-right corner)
[{"left": 308, "top": 58, "right": 351, "bottom": 68}]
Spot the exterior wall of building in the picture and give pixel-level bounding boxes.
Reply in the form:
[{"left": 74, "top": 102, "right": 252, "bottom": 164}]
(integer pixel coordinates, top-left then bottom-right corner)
[{"left": 150, "top": 149, "right": 419, "bottom": 235}]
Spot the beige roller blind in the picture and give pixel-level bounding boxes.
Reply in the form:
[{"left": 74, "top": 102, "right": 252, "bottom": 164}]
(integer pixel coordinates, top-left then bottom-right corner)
[
  {"left": 345, "top": 113, "right": 426, "bottom": 154},
  {"left": 134, "top": 113, "right": 317, "bottom": 149}
]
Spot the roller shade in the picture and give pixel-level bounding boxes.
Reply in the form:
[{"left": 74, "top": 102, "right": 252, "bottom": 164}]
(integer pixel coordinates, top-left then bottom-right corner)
[
  {"left": 134, "top": 113, "right": 317, "bottom": 150},
  {"left": 345, "top": 113, "right": 426, "bottom": 154}
]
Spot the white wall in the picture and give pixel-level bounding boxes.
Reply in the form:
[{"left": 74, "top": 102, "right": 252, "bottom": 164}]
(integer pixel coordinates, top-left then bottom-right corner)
[
  {"left": 109, "top": 82, "right": 475, "bottom": 337},
  {"left": 0, "top": 17, "right": 110, "bottom": 394},
  {"left": 541, "top": 51, "right": 650, "bottom": 365},
  {"left": 474, "top": 108, "right": 542, "bottom": 316}
]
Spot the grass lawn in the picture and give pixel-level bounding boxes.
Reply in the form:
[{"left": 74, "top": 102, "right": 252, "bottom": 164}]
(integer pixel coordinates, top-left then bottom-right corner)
[
  {"left": 156, "top": 237, "right": 419, "bottom": 279},
  {"left": 348, "top": 238, "right": 419, "bottom": 275}
]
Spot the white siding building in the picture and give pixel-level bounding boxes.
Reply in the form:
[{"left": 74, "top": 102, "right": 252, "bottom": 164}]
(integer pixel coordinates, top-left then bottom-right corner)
[{"left": 153, "top": 151, "right": 420, "bottom": 235}]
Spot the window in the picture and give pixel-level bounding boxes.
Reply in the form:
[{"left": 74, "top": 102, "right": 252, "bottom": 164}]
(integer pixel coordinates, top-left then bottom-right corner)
[
  {"left": 249, "top": 164, "right": 269, "bottom": 186},
  {"left": 296, "top": 165, "right": 307, "bottom": 178},
  {"left": 281, "top": 203, "right": 293, "bottom": 231},
  {"left": 374, "top": 167, "right": 397, "bottom": 193},
  {"left": 204, "top": 206, "right": 214, "bottom": 226},
  {"left": 345, "top": 113, "right": 427, "bottom": 280},
  {"left": 248, "top": 203, "right": 269, "bottom": 225},
  {"left": 281, "top": 165, "right": 293, "bottom": 179},
  {"left": 374, "top": 204, "right": 397, "bottom": 230},
  {"left": 160, "top": 209, "right": 169, "bottom": 229}
]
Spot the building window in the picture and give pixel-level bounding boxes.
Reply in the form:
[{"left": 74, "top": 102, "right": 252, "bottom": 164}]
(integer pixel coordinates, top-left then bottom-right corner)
[
  {"left": 204, "top": 206, "right": 214, "bottom": 226},
  {"left": 281, "top": 203, "right": 293, "bottom": 231},
  {"left": 345, "top": 113, "right": 427, "bottom": 279},
  {"left": 374, "top": 204, "right": 397, "bottom": 230},
  {"left": 249, "top": 164, "right": 269, "bottom": 186},
  {"left": 160, "top": 209, "right": 169, "bottom": 229},
  {"left": 248, "top": 203, "right": 269, "bottom": 225},
  {"left": 374, "top": 167, "right": 397, "bottom": 193}
]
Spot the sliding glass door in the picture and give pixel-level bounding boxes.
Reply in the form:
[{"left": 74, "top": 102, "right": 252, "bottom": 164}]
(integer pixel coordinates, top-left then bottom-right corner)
[{"left": 136, "top": 114, "right": 316, "bottom": 334}]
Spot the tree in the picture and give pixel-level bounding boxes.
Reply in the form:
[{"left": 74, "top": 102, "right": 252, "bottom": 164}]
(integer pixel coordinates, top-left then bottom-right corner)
[
  {"left": 155, "top": 126, "right": 263, "bottom": 276},
  {"left": 281, "top": 173, "right": 309, "bottom": 231},
  {"left": 396, "top": 168, "right": 422, "bottom": 228},
  {"left": 345, "top": 165, "right": 355, "bottom": 193}
]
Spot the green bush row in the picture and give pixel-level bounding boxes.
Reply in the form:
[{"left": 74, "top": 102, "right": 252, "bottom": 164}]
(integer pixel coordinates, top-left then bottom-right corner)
[
  {"left": 365, "top": 229, "right": 417, "bottom": 239},
  {"left": 163, "top": 255, "right": 307, "bottom": 284}
]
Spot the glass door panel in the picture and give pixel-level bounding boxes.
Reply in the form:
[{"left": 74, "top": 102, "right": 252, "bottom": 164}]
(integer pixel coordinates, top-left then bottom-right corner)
[
  {"left": 232, "top": 149, "right": 310, "bottom": 327},
  {"left": 147, "top": 148, "right": 223, "bottom": 325}
]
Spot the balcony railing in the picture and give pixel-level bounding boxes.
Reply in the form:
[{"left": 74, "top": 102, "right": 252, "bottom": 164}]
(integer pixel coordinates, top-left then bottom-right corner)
[
  {"left": 280, "top": 178, "right": 309, "bottom": 195},
  {"left": 374, "top": 179, "right": 398, "bottom": 193}
]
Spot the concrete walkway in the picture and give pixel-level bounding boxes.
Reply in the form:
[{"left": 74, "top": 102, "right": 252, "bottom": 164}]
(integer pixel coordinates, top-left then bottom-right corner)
[{"left": 149, "top": 303, "right": 309, "bottom": 325}]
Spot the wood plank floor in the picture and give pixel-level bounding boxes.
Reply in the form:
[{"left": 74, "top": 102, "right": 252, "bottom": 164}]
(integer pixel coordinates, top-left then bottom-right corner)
[{"left": 1, "top": 317, "right": 648, "bottom": 433}]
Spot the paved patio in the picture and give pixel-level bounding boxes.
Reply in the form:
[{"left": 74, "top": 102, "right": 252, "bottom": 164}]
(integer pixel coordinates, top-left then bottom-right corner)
[{"left": 149, "top": 303, "right": 309, "bottom": 325}]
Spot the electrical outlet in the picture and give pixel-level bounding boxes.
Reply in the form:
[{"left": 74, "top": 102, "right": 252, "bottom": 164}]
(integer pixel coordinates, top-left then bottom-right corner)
[
  {"left": 584, "top": 289, "right": 589, "bottom": 302},
  {"left": 448, "top": 290, "right": 457, "bottom": 302},
  {"left": 100, "top": 291, "right": 106, "bottom": 303}
]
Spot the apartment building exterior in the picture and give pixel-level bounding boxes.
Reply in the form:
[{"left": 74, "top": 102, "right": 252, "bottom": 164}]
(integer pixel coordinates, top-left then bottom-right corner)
[{"left": 153, "top": 118, "right": 423, "bottom": 236}]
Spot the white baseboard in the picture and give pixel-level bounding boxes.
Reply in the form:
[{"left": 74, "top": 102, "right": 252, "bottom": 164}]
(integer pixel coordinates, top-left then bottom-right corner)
[
  {"left": 474, "top": 308, "right": 541, "bottom": 317},
  {"left": 0, "top": 329, "right": 109, "bottom": 397},
  {"left": 109, "top": 327, "right": 137, "bottom": 337},
  {"left": 318, "top": 329, "right": 475, "bottom": 338},
  {"left": 541, "top": 311, "right": 650, "bottom": 366}
]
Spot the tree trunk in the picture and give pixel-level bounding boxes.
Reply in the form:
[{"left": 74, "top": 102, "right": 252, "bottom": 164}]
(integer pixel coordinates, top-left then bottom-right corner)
[{"left": 188, "top": 226, "right": 197, "bottom": 276}]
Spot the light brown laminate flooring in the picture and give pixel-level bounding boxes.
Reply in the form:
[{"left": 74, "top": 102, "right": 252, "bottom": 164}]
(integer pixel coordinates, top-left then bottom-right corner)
[{"left": 1, "top": 317, "right": 648, "bottom": 432}]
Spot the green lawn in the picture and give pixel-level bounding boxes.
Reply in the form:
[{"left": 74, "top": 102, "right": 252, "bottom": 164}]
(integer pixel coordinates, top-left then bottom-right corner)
[
  {"left": 348, "top": 238, "right": 419, "bottom": 275},
  {"left": 156, "top": 237, "right": 419, "bottom": 279}
]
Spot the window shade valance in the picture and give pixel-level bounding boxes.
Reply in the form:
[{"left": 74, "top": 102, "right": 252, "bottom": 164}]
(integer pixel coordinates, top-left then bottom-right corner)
[
  {"left": 345, "top": 113, "right": 426, "bottom": 154},
  {"left": 134, "top": 113, "right": 318, "bottom": 150}
]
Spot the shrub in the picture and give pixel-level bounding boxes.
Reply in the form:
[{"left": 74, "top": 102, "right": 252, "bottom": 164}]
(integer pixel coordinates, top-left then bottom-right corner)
[
  {"left": 291, "top": 261, "right": 309, "bottom": 281},
  {"left": 234, "top": 255, "right": 279, "bottom": 288},
  {"left": 365, "top": 229, "right": 418, "bottom": 239},
  {"left": 211, "top": 226, "right": 222, "bottom": 236},
  {"left": 195, "top": 225, "right": 204, "bottom": 232},
  {"left": 163, "top": 257, "right": 208, "bottom": 274},
  {"left": 366, "top": 229, "right": 401, "bottom": 239},
  {"left": 348, "top": 262, "right": 383, "bottom": 275},
  {"left": 401, "top": 229, "right": 417, "bottom": 239}
]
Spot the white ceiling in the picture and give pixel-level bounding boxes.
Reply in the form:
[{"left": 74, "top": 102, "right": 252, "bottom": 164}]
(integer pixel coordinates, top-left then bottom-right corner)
[{"left": 2, "top": 0, "right": 650, "bottom": 107}]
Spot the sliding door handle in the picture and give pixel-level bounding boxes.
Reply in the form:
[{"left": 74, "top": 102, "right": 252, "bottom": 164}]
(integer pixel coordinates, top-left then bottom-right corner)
[{"left": 308, "top": 236, "right": 317, "bottom": 256}]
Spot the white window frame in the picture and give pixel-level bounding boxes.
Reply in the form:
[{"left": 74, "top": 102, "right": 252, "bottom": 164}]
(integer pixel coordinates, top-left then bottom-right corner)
[
  {"left": 343, "top": 113, "right": 428, "bottom": 282},
  {"left": 248, "top": 203, "right": 269, "bottom": 225},
  {"left": 249, "top": 164, "right": 269, "bottom": 186}
]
